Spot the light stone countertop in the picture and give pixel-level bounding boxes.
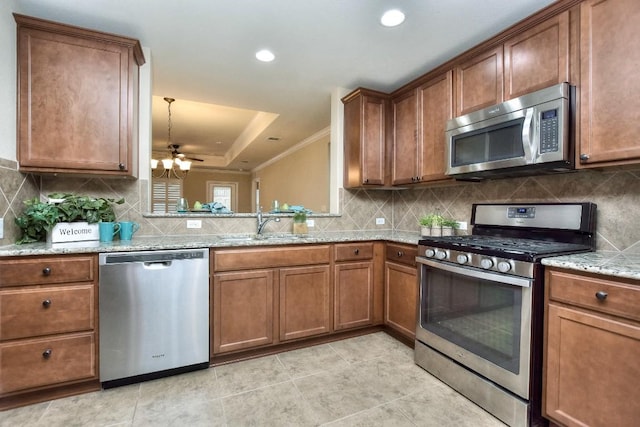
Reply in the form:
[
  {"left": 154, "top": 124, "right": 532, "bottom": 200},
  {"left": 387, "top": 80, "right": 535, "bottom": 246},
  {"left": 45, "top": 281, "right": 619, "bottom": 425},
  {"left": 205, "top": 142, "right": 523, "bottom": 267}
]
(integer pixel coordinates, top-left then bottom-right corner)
[
  {"left": 542, "top": 251, "right": 640, "bottom": 281},
  {"left": 0, "top": 231, "right": 421, "bottom": 257}
]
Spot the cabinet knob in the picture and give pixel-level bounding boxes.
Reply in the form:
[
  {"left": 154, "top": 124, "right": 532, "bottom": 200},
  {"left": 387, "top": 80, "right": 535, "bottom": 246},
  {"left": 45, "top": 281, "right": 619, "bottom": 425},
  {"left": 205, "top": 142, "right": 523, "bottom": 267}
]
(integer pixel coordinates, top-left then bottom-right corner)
[
  {"left": 354, "top": 248, "right": 359, "bottom": 255},
  {"left": 580, "top": 153, "right": 590, "bottom": 161},
  {"left": 42, "top": 349, "right": 52, "bottom": 359},
  {"left": 595, "top": 291, "right": 608, "bottom": 301},
  {"left": 364, "top": 178, "right": 369, "bottom": 184},
  {"left": 118, "top": 163, "right": 125, "bottom": 170},
  {"left": 42, "top": 299, "right": 52, "bottom": 308},
  {"left": 42, "top": 267, "right": 52, "bottom": 276},
  {"left": 397, "top": 251, "right": 404, "bottom": 257}
]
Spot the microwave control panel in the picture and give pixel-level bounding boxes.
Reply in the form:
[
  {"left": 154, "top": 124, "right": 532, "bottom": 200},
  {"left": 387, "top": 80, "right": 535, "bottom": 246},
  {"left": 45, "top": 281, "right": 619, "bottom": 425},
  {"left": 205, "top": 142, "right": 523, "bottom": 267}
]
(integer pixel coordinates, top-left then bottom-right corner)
[{"left": 539, "top": 109, "right": 559, "bottom": 153}]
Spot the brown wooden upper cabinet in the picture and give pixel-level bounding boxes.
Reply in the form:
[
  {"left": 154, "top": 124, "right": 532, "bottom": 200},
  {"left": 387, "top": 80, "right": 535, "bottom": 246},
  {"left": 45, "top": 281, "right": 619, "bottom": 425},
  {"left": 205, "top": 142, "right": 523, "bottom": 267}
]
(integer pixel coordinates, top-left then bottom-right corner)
[
  {"left": 342, "top": 88, "right": 388, "bottom": 188},
  {"left": 577, "top": 0, "right": 640, "bottom": 167},
  {"left": 392, "top": 71, "right": 453, "bottom": 185},
  {"left": 455, "top": 10, "right": 571, "bottom": 117},
  {"left": 455, "top": 45, "right": 504, "bottom": 117},
  {"left": 15, "top": 14, "right": 145, "bottom": 177},
  {"left": 391, "top": 89, "right": 419, "bottom": 185}
]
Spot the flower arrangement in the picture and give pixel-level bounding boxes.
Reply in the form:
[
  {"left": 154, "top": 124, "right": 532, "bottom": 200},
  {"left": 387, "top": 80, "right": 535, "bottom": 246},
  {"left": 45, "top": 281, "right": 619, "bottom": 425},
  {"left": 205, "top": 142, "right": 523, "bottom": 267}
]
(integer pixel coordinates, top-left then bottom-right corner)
[{"left": 15, "top": 193, "right": 124, "bottom": 244}]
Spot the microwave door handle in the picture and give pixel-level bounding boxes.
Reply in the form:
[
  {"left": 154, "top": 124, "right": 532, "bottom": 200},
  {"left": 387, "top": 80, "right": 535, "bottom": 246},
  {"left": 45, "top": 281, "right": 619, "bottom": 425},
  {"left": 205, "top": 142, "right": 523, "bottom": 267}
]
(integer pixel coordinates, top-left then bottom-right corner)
[{"left": 522, "top": 108, "right": 536, "bottom": 163}]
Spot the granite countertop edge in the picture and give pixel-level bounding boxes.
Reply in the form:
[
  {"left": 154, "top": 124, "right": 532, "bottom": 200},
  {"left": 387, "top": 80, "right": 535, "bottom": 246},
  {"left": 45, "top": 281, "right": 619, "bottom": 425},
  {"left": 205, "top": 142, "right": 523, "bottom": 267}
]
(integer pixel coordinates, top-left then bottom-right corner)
[
  {"left": 542, "top": 251, "right": 640, "bottom": 281},
  {"left": 4, "top": 234, "right": 640, "bottom": 280},
  {"left": 0, "top": 231, "right": 421, "bottom": 257}
]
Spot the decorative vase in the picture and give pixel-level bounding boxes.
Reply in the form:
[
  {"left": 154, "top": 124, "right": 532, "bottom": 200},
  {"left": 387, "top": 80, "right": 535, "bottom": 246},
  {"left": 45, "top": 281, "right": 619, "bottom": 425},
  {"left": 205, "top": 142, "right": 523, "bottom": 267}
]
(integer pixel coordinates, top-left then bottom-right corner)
[
  {"left": 293, "top": 222, "right": 308, "bottom": 235},
  {"left": 442, "top": 226, "right": 455, "bottom": 237}
]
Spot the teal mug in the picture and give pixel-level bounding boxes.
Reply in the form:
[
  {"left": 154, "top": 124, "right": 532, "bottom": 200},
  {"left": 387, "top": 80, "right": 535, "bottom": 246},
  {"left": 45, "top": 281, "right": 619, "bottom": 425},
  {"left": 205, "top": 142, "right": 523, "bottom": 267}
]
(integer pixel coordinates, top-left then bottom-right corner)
[
  {"left": 119, "top": 221, "right": 140, "bottom": 241},
  {"left": 99, "top": 222, "right": 121, "bottom": 242}
]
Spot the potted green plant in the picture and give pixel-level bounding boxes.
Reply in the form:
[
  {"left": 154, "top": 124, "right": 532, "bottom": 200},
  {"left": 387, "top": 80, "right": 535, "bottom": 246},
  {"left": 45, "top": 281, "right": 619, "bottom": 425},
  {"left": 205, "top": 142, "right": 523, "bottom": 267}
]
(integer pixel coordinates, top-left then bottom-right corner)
[
  {"left": 15, "top": 193, "right": 124, "bottom": 244},
  {"left": 419, "top": 213, "right": 444, "bottom": 236},
  {"left": 441, "top": 218, "right": 460, "bottom": 236},
  {"left": 292, "top": 211, "right": 308, "bottom": 235}
]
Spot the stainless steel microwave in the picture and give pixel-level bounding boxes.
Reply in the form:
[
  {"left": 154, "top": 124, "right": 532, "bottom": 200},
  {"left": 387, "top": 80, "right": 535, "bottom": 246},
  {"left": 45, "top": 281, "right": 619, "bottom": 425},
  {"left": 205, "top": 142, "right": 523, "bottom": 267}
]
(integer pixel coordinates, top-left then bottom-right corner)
[{"left": 445, "top": 83, "right": 574, "bottom": 180}]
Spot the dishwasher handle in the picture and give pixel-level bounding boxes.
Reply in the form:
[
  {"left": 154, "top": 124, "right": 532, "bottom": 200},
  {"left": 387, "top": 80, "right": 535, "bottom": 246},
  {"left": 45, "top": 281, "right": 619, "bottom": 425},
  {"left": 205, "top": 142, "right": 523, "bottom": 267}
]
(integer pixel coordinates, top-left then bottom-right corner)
[{"left": 144, "top": 261, "right": 172, "bottom": 269}]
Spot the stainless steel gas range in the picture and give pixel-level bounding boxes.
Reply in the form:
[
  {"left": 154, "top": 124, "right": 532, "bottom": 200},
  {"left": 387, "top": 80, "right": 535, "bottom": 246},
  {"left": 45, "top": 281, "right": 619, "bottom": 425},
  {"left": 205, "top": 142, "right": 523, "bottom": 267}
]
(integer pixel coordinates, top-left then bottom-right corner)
[{"left": 415, "top": 202, "right": 597, "bottom": 427}]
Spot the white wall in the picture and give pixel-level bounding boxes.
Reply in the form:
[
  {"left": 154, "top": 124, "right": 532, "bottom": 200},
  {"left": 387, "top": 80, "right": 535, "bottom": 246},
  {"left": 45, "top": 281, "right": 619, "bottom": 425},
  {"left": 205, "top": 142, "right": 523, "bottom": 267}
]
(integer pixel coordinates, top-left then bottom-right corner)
[{"left": 0, "top": 0, "right": 18, "bottom": 161}]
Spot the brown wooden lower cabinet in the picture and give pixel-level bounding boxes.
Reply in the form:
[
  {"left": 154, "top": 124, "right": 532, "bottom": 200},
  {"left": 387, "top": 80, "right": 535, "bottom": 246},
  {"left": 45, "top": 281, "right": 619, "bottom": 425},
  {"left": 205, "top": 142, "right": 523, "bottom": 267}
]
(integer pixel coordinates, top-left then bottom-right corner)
[
  {"left": 0, "top": 254, "right": 99, "bottom": 411},
  {"left": 384, "top": 243, "right": 418, "bottom": 341},
  {"left": 384, "top": 262, "right": 417, "bottom": 340},
  {"left": 279, "top": 265, "right": 331, "bottom": 341},
  {"left": 212, "top": 270, "right": 275, "bottom": 354},
  {"left": 544, "top": 268, "right": 640, "bottom": 426},
  {"left": 334, "top": 261, "right": 375, "bottom": 330}
]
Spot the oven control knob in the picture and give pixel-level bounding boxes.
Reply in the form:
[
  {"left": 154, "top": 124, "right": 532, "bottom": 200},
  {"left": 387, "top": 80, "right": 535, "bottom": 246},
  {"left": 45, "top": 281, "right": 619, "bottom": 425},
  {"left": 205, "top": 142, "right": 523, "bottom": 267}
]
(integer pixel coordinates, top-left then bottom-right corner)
[
  {"left": 425, "top": 249, "right": 436, "bottom": 258},
  {"left": 435, "top": 250, "right": 447, "bottom": 260},
  {"left": 497, "top": 261, "right": 512, "bottom": 273},
  {"left": 480, "top": 258, "right": 494, "bottom": 269},
  {"left": 456, "top": 254, "right": 468, "bottom": 264}
]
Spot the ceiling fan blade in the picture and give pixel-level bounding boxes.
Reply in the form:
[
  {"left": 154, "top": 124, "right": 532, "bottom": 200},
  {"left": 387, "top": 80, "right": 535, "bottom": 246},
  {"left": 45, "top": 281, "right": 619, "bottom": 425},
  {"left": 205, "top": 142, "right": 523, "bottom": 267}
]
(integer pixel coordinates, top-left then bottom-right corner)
[{"left": 185, "top": 156, "right": 204, "bottom": 162}]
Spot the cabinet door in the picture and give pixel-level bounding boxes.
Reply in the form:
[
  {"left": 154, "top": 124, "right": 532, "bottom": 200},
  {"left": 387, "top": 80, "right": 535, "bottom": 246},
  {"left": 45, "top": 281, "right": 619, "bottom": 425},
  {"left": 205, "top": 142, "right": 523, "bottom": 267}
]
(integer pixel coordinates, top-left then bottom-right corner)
[
  {"left": 213, "top": 270, "right": 274, "bottom": 354},
  {"left": 279, "top": 265, "right": 331, "bottom": 341},
  {"left": 16, "top": 17, "right": 142, "bottom": 176},
  {"left": 544, "top": 303, "right": 640, "bottom": 426},
  {"left": 504, "top": 11, "right": 570, "bottom": 100},
  {"left": 418, "top": 71, "right": 454, "bottom": 183},
  {"left": 384, "top": 262, "right": 417, "bottom": 340},
  {"left": 391, "top": 89, "right": 419, "bottom": 185},
  {"left": 334, "top": 262, "right": 374, "bottom": 330},
  {"left": 578, "top": 0, "right": 640, "bottom": 166},
  {"left": 343, "top": 89, "right": 387, "bottom": 187},
  {"left": 455, "top": 46, "right": 504, "bottom": 116}
]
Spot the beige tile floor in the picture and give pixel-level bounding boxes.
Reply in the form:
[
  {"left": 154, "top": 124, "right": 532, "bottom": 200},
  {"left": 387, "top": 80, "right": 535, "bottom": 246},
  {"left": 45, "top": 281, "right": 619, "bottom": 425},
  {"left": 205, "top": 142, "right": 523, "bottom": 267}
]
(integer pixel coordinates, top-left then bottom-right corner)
[{"left": 0, "top": 332, "right": 505, "bottom": 426}]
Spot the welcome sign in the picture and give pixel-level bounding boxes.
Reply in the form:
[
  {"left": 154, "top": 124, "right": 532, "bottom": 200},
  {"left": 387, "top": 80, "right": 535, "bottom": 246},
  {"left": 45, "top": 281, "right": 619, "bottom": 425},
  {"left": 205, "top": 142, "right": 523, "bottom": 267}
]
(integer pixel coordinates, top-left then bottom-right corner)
[{"left": 46, "top": 222, "right": 100, "bottom": 244}]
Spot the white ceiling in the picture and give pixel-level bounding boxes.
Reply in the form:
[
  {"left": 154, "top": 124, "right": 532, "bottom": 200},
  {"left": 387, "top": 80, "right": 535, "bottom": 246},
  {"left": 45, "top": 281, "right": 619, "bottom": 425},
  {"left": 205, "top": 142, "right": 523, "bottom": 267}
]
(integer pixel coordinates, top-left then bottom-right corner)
[{"left": 14, "top": 0, "right": 556, "bottom": 170}]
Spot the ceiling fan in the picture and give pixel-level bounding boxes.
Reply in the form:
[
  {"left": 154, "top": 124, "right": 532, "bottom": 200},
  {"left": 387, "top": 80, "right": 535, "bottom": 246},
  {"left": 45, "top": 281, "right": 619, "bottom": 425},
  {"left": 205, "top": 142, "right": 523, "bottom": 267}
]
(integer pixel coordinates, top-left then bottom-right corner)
[{"left": 168, "top": 144, "right": 204, "bottom": 162}]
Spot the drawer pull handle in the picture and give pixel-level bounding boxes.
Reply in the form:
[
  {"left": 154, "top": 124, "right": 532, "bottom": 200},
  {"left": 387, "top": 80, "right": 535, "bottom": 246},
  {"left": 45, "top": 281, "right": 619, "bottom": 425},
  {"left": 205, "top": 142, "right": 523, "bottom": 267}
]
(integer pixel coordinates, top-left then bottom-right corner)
[
  {"left": 42, "top": 349, "right": 52, "bottom": 359},
  {"left": 42, "top": 267, "right": 52, "bottom": 276},
  {"left": 354, "top": 249, "right": 359, "bottom": 255},
  {"left": 42, "top": 299, "right": 52, "bottom": 308},
  {"left": 397, "top": 251, "right": 404, "bottom": 257},
  {"left": 595, "top": 291, "right": 608, "bottom": 301}
]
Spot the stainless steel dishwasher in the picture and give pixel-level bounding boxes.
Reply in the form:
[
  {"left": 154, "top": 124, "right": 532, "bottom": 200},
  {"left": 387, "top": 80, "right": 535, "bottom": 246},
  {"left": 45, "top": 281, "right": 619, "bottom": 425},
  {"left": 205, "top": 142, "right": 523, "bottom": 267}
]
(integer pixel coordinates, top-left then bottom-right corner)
[{"left": 99, "top": 249, "right": 209, "bottom": 388}]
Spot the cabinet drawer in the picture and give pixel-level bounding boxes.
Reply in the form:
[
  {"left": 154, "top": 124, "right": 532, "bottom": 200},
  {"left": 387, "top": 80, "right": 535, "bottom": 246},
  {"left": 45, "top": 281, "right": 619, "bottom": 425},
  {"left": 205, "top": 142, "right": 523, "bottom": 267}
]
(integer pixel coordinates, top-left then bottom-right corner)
[
  {"left": 0, "top": 285, "right": 95, "bottom": 341},
  {"left": 334, "top": 242, "right": 374, "bottom": 262},
  {"left": 0, "top": 255, "right": 96, "bottom": 287},
  {"left": 0, "top": 332, "right": 96, "bottom": 394},
  {"left": 547, "top": 269, "right": 640, "bottom": 322},
  {"left": 214, "top": 245, "right": 331, "bottom": 271},
  {"left": 386, "top": 243, "right": 417, "bottom": 267}
]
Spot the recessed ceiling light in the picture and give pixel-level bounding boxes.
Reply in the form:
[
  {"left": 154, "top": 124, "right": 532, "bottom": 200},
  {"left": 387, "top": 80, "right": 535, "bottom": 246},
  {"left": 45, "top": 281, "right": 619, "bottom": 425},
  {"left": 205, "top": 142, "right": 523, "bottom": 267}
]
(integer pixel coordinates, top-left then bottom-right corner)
[
  {"left": 380, "top": 9, "right": 405, "bottom": 27},
  {"left": 255, "top": 49, "right": 275, "bottom": 62}
]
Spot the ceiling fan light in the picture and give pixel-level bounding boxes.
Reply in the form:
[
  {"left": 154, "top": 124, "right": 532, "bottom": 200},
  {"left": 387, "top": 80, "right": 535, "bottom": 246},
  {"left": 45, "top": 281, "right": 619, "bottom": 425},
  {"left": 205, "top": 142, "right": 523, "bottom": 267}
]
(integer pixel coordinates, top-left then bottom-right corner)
[
  {"left": 380, "top": 9, "right": 405, "bottom": 27},
  {"left": 162, "top": 158, "right": 174, "bottom": 169},
  {"left": 256, "top": 49, "right": 275, "bottom": 62},
  {"left": 150, "top": 158, "right": 159, "bottom": 169},
  {"left": 180, "top": 161, "right": 192, "bottom": 171}
]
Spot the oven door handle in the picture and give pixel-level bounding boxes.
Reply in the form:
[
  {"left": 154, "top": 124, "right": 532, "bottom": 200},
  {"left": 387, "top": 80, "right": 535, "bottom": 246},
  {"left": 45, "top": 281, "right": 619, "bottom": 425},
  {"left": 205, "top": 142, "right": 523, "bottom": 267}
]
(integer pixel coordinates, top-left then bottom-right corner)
[{"left": 416, "top": 257, "right": 532, "bottom": 288}]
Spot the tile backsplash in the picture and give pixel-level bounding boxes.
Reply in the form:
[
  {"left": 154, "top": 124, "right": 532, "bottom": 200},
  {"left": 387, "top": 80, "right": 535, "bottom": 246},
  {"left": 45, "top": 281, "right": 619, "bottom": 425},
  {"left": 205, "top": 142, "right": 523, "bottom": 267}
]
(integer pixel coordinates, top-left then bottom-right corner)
[{"left": 1, "top": 159, "right": 639, "bottom": 253}]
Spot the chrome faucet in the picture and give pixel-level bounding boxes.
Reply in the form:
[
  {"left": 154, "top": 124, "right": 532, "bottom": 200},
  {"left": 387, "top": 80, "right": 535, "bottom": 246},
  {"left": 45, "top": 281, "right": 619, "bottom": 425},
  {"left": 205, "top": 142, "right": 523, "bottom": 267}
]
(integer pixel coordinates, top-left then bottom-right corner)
[{"left": 256, "top": 207, "right": 280, "bottom": 235}]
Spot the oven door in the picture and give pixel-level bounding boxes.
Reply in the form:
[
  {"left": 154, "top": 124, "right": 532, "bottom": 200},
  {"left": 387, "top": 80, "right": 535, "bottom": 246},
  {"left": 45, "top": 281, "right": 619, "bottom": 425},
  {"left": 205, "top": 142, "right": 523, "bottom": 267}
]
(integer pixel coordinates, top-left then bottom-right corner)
[{"left": 416, "top": 257, "right": 533, "bottom": 399}]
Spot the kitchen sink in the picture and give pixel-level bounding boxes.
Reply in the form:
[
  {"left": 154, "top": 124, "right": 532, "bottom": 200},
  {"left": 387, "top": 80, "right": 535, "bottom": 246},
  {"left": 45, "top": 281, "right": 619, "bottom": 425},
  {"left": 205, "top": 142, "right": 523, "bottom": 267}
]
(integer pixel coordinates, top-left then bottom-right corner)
[{"left": 219, "top": 234, "right": 301, "bottom": 242}]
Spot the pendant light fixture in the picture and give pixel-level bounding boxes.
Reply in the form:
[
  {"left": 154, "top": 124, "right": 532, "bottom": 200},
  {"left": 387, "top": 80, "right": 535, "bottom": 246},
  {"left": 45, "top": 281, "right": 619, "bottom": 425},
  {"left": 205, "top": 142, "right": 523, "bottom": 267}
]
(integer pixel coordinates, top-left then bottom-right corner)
[{"left": 151, "top": 97, "right": 191, "bottom": 179}]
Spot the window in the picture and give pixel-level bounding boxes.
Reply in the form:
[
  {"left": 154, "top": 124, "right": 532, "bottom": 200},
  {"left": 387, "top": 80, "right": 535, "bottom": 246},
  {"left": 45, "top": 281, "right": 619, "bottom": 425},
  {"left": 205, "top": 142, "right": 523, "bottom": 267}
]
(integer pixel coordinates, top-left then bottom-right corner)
[
  {"left": 206, "top": 181, "right": 238, "bottom": 212},
  {"left": 152, "top": 178, "right": 182, "bottom": 213}
]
